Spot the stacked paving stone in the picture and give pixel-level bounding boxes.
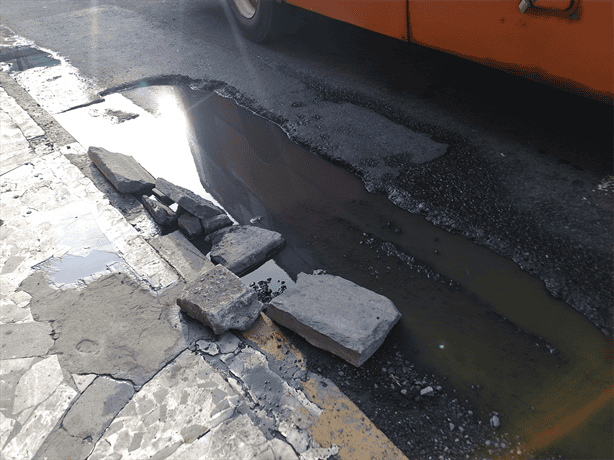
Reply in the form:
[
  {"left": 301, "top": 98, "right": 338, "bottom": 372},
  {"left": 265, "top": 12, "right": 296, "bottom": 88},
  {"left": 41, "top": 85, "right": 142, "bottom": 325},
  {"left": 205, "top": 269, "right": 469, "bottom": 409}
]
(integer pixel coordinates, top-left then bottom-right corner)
[
  {"left": 87, "top": 146, "right": 401, "bottom": 366},
  {"left": 87, "top": 147, "right": 286, "bottom": 335}
]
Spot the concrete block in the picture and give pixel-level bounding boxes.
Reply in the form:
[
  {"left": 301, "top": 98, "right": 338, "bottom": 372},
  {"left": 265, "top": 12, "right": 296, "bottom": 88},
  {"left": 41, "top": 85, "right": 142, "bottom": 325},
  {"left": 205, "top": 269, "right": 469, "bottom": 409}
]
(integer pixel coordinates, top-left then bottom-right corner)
[
  {"left": 178, "top": 212, "right": 202, "bottom": 239},
  {"left": 149, "top": 230, "right": 214, "bottom": 281},
  {"left": 267, "top": 273, "right": 401, "bottom": 366},
  {"left": 201, "top": 214, "right": 233, "bottom": 236},
  {"left": 177, "top": 265, "right": 264, "bottom": 335},
  {"left": 155, "top": 177, "right": 223, "bottom": 220},
  {"left": 209, "top": 225, "right": 285, "bottom": 276},
  {"left": 141, "top": 195, "right": 177, "bottom": 226},
  {"left": 88, "top": 147, "right": 155, "bottom": 195}
]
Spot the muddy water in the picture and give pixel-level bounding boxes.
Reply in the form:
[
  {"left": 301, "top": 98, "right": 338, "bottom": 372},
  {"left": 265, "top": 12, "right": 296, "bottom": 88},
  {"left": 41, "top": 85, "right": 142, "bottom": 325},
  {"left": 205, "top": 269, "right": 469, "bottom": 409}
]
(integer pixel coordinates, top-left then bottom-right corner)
[
  {"left": 56, "top": 84, "right": 611, "bottom": 458},
  {"left": 0, "top": 46, "right": 60, "bottom": 72},
  {"left": 178, "top": 87, "right": 611, "bottom": 458}
]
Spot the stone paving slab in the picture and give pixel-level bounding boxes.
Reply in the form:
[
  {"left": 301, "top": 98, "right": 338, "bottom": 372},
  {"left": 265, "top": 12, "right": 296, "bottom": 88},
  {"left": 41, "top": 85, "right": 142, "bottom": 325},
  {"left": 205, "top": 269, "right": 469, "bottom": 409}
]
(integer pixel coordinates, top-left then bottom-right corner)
[
  {"left": 142, "top": 194, "right": 177, "bottom": 225},
  {"left": 149, "top": 230, "right": 214, "bottom": 281},
  {"left": 87, "top": 350, "right": 240, "bottom": 460},
  {"left": 0, "top": 86, "right": 44, "bottom": 139},
  {"left": 0, "top": 322, "right": 53, "bottom": 359},
  {"left": 267, "top": 273, "right": 401, "bottom": 366},
  {"left": 2, "top": 383, "right": 78, "bottom": 460},
  {"left": 156, "top": 177, "right": 224, "bottom": 220},
  {"left": 0, "top": 147, "right": 178, "bottom": 292},
  {"left": 88, "top": 146, "right": 156, "bottom": 195},
  {"left": 0, "top": 109, "right": 36, "bottom": 174},
  {"left": 209, "top": 225, "right": 285, "bottom": 276},
  {"left": 178, "top": 211, "right": 203, "bottom": 239},
  {"left": 62, "top": 376, "right": 135, "bottom": 441}
]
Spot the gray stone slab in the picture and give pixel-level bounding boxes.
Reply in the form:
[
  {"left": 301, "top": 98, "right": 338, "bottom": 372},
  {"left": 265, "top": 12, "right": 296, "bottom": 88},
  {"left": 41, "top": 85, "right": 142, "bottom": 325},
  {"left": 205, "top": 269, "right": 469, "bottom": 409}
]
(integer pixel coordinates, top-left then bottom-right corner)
[
  {"left": 141, "top": 195, "right": 177, "bottom": 226},
  {"left": 2, "top": 383, "right": 78, "bottom": 460},
  {"left": 178, "top": 212, "right": 203, "bottom": 239},
  {"left": 201, "top": 214, "right": 233, "bottom": 236},
  {"left": 151, "top": 187, "right": 173, "bottom": 206},
  {"left": 13, "top": 355, "right": 64, "bottom": 415},
  {"left": 87, "top": 350, "right": 239, "bottom": 460},
  {"left": 62, "top": 376, "right": 134, "bottom": 441},
  {"left": 267, "top": 273, "right": 401, "bottom": 366},
  {"left": 32, "top": 427, "right": 93, "bottom": 460},
  {"left": 88, "top": 146, "right": 155, "bottom": 195},
  {"left": 209, "top": 225, "right": 285, "bottom": 276},
  {"left": 0, "top": 322, "right": 54, "bottom": 359},
  {"left": 149, "top": 230, "right": 214, "bottom": 281},
  {"left": 177, "top": 264, "right": 264, "bottom": 335},
  {"left": 166, "top": 414, "right": 286, "bottom": 460},
  {"left": 155, "top": 177, "right": 223, "bottom": 220}
]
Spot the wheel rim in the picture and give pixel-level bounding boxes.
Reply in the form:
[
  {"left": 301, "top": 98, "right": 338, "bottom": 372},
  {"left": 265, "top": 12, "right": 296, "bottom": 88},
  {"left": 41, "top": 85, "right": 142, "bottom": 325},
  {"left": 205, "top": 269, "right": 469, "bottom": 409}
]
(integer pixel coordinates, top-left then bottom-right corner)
[{"left": 233, "top": 0, "right": 258, "bottom": 19}]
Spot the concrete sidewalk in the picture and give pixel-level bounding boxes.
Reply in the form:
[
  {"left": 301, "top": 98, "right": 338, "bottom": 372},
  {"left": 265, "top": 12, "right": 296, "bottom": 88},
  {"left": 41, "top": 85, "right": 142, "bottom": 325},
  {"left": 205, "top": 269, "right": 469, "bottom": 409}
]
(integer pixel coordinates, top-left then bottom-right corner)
[{"left": 0, "top": 69, "right": 406, "bottom": 460}]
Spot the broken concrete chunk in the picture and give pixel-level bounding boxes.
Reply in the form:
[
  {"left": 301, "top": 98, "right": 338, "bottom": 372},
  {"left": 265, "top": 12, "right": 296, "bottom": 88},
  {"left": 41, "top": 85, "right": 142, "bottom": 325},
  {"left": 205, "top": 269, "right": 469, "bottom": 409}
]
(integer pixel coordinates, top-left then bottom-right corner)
[
  {"left": 149, "top": 230, "right": 214, "bottom": 281},
  {"left": 201, "top": 214, "right": 233, "bottom": 236},
  {"left": 216, "top": 332, "right": 242, "bottom": 354},
  {"left": 151, "top": 187, "right": 174, "bottom": 206},
  {"left": 267, "top": 273, "right": 401, "bottom": 366},
  {"left": 209, "top": 225, "right": 285, "bottom": 276},
  {"left": 88, "top": 146, "right": 155, "bottom": 195},
  {"left": 141, "top": 195, "right": 177, "bottom": 226},
  {"left": 177, "top": 264, "right": 265, "bottom": 335},
  {"left": 197, "top": 340, "right": 220, "bottom": 355},
  {"left": 155, "top": 177, "right": 223, "bottom": 220},
  {"left": 178, "top": 212, "right": 203, "bottom": 239}
]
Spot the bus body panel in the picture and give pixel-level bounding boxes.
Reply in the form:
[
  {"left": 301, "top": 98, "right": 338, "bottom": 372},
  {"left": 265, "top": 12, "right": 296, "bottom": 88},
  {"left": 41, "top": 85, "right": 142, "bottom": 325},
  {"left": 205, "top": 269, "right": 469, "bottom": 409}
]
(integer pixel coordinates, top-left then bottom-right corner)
[
  {"left": 284, "top": 0, "right": 613, "bottom": 102},
  {"left": 285, "top": 0, "right": 408, "bottom": 40},
  {"left": 408, "top": 0, "right": 613, "bottom": 102}
]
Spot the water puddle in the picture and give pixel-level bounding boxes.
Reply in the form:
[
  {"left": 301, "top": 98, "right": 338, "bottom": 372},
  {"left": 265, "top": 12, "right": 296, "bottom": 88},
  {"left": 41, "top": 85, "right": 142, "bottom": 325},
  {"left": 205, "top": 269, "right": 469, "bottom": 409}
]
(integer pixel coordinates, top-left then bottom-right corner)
[
  {"left": 40, "top": 250, "right": 125, "bottom": 286},
  {"left": 181, "top": 86, "right": 611, "bottom": 458},
  {"left": 0, "top": 46, "right": 60, "bottom": 72},
  {"left": 31, "top": 212, "right": 130, "bottom": 288},
  {"left": 51, "top": 83, "right": 611, "bottom": 458}
]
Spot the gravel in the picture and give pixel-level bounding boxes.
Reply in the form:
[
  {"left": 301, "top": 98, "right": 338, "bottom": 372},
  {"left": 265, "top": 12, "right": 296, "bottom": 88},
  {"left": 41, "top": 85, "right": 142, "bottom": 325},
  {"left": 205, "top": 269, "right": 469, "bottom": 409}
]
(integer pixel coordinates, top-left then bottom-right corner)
[{"left": 250, "top": 278, "right": 569, "bottom": 460}]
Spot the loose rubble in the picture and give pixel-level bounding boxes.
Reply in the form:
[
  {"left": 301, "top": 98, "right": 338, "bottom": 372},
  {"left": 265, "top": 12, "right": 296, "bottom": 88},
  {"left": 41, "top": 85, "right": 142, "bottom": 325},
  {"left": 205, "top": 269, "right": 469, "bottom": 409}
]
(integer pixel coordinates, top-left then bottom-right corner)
[{"left": 0, "top": 71, "right": 555, "bottom": 460}]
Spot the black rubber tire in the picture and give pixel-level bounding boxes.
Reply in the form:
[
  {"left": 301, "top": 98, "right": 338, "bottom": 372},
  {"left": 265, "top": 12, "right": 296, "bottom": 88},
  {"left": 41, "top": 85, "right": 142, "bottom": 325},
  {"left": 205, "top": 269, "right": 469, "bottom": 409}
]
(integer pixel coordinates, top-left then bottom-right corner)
[{"left": 227, "top": 0, "right": 278, "bottom": 43}]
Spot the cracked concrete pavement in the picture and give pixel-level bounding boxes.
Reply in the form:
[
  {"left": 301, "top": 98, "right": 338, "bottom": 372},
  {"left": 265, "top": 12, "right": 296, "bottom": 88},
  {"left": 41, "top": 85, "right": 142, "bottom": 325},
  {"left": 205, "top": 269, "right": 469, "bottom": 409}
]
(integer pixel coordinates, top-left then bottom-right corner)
[{"left": 0, "top": 50, "right": 405, "bottom": 460}]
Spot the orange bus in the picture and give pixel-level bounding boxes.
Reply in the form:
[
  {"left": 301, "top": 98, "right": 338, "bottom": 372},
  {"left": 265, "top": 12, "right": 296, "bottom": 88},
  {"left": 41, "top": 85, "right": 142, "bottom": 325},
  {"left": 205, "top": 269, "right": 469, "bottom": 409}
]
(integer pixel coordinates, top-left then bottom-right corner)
[{"left": 227, "top": 0, "right": 613, "bottom": 103}]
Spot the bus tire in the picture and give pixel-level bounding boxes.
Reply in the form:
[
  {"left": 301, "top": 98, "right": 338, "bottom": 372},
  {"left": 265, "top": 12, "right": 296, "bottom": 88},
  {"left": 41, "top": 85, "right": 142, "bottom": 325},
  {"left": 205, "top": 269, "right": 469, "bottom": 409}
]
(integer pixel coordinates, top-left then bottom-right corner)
[{"left": 228, "top": 0, "right": 278, "bottom": 43}]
